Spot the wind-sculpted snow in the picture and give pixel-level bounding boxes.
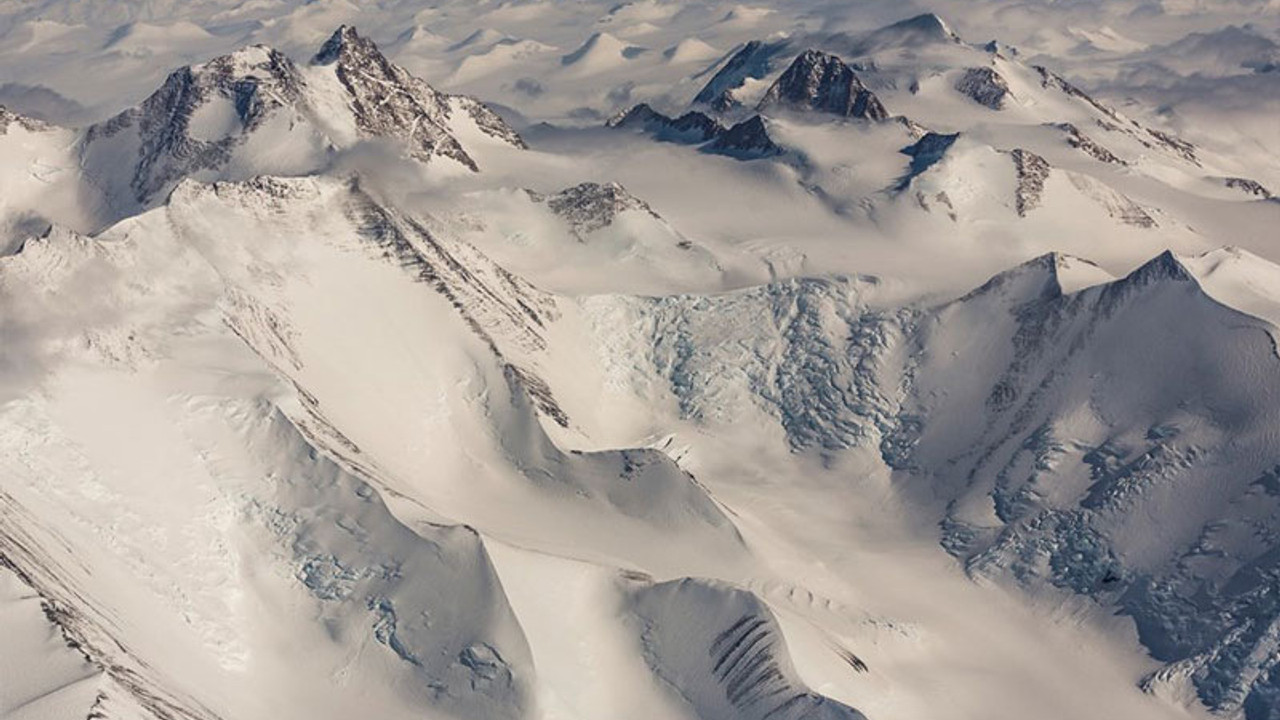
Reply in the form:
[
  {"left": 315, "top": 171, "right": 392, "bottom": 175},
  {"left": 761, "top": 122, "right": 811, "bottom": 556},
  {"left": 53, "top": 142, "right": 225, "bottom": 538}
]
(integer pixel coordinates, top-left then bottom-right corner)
[
  {"left": 0, "top": 224, "right": 538, "bottom": 719},
  {"left": 0, "top": 170, "right": 752, "bottom": 719},
  {"left": 2, "top": 6, "right": 1280, "bottom": 720},
  {"left": 158, "top": 175, "right": 745, "bottom": 565},
  {"left": 632, "top": 578, "right": 869, "bottom": 720},
  {"left": 578, "top": 247, "right": 1280, "bottom": 717}
]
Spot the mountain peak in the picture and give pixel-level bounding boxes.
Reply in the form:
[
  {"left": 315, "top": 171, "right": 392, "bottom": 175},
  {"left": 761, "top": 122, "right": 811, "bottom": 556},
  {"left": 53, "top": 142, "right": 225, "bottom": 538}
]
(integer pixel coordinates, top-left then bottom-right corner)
[
  {"left": 693, "top": 38, "right": 790, "bottom": 111},
  {"left": 758, "top": 49, "right": 888, "bottom": 120},
  {"left": 842, "top": 12, "right": 963, "bottom": 56},
  {"left": 307, "top": 25, "right": 488, "bottom": 170},
  {"left": 1126, "top": 249, "right": 1195, "bottom": 285},
  {"left": 962, "top": 252, "right": 1070, "bottom": 305},
  {"left": 606, "top": 104, "right": 726, "bottom": 144},
  {"left": 705, "top": 115, "right": 783, "bottom": 159},
  {"left": 893, "top": 13, "right": 960, "bottom": 41},
  {"left": 312, "top": 24, "right": 371, "bottom": 66}
]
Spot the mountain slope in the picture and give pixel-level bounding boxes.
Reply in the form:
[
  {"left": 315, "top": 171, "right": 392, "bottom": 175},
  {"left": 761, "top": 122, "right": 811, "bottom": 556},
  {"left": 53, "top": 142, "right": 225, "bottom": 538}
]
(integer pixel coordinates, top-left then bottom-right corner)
[{"left": 73, "top": 26, "right": 522, "bottom": 225}]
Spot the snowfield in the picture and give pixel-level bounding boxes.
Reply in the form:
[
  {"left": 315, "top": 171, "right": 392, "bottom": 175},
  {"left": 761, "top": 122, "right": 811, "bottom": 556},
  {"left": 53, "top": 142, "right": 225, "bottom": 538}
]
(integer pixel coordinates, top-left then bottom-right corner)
[{"left": 1, "top": 2, "right": 1279, "bottom": 720}]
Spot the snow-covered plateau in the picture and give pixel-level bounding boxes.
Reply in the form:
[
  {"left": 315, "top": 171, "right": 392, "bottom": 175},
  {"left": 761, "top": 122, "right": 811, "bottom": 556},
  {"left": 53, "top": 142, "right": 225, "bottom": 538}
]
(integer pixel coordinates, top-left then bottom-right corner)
[{"left": 1, "top": 2, "right": 1279, "bottom": 719}]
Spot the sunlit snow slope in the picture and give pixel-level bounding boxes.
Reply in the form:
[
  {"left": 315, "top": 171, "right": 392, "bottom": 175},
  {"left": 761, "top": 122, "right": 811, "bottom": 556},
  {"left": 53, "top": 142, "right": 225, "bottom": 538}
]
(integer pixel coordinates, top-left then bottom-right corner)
[{"left": 2, "top": 4, "right": 1280, "bottom": 720}]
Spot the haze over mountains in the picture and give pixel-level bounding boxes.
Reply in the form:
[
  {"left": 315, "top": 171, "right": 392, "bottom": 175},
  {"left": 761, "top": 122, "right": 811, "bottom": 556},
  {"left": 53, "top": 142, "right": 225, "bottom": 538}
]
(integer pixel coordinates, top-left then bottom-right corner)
[{"left": 1, "top": 2, "right": 1279, "bottom": 720}]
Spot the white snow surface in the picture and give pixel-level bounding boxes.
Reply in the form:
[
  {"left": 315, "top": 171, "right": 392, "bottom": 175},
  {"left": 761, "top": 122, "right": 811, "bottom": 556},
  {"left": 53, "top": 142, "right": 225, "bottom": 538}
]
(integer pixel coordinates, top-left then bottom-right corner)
[{"left": 0, "top": 3, "right": 1279, "bottom": 720}]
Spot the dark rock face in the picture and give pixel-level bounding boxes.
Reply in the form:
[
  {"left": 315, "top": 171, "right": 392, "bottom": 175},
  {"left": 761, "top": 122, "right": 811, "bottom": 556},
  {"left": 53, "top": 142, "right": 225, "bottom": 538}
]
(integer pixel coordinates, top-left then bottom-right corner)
[
  {"left": 83, "top": 45, "right": 307, "bottom": 204},
  {"left": 1034, "top": 65, "right": 1126, "bottom": 124},
  {"left": 704, "top": 116, "right": 783, "bottom": 159},
  {"left": 955, "top": 66, "right": 1012, "bottom": 109},
  {"left": 527, "top": 181, "right": 659, "bottom": 239},
  {"left": 693, "top": 39, "right": 790, "bottom": 112},
  {"left": 895, "top": 131, "right": 960, "bottom": 191},
  {"left": 1010, "top": 148, "right": 1050, "bottom": 217},
  {"left": 1052, "top": 122, "right": 1125, "bottom": 165},
  {"left": 1034, "top": 65, "right": 1201, "bottom": 167},
  {"left": 312, "top": 26, "right": 523, "bottom": 171},
  {"left": 1224, "top": 177, "right": 1274, "bottom": 199},
  {"left": 606, "top": 103, "right": 726, "bottom": 144},
  {"left": 757, "top": 49, "right": 888, "bottom": 120},
  {"left": 79, "top": 26, "right": 525, "bottom": 209}
]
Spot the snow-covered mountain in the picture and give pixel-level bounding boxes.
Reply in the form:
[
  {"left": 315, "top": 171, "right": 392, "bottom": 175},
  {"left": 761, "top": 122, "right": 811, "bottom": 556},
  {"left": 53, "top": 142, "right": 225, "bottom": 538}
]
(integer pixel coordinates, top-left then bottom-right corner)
[
  {"left": 3, "top": 4, "right": 1280, "bottom": 720},
  {"left": 2, "top": 25, "right": 524, "bottom": 244}
]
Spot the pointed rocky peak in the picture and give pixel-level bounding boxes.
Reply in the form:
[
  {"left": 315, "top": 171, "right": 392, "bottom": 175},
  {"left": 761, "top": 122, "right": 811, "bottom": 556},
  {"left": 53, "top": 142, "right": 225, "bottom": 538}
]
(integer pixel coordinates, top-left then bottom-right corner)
[
  {"left": 955, "top": 66, "right": 1012, "bottom": 109},
  {"left": 310, "top": 25, "right": 524, "bottom": 154},
  {"left": 529, "top": 181, "right": 659, "bottom": 239},
  {"left": 959, "top": 253, "right": 1112, "bottom": 308},
  {"left": 693, "top": 38, "right": 790, "bottom": 111},
  {"left": 149, "top": 43, "right": 305, "bottom": 116},
  {"left": 96, "top": 42, "right": 305, "bottom": 144},
  {"left": 665, "top": 111, "right": 728, "bottom": 143},
  {"left": 1124, "top": 250, "right": 1196, "bottom": 285},
  {"left": 79, "top": 41, "right": 312, "bottom": 206},
  {"left": 1091, "top": 250, "right": 1203, "bottom": 314},
  {"left": 312, "top": 25, "right": 374, "bottom": 66},
  {"left": 961, "top": 253, "right": 1073, "bottom": 305},
  {"left": 309, "top": 25, "right": 482, "bottom": 170},
  {"left": 606, "top": 103, "right": 664, "bottom": 129},
  {"left": 704, "top": 115, "right": 783, "bottom": 159},
  {"left": 1086, "top": 251, "right": 1197, "bottom": 314},
  {"left": 757, "top": 49, "right": 888, "bottom": 120},
  {"left": 606, "top": 103, "right": 725, "bottom": 144}
]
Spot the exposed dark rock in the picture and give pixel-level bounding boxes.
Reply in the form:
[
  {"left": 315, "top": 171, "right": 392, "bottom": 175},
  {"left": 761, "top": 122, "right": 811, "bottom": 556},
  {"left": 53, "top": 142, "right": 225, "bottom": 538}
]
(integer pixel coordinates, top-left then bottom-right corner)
[
  {"left": 1051, "top": 122, "right": 1125, "bottom": 165},
  {"left": 955, "top": 66, "right": 1012, "bottom": 109},
  {"left": 757, "top": 49, "right": 889, "bottom": 120},
  {"left": 606, "top": 103, "right": 726, "bottom": 144},
  {"left": 527, "top": 181, "right": 660, "bottom": 239},
  {"left": 1010, "top": 148, "right": 1050, "bottom": 217},
  {"left": 1224, "top": 177, "right": 1274, "bottom": 199},
  {"left": 704, "top": 116, "right": 783, "bottom": 159},
  {"left": 693, "top": 39, "right": 790, "bottom": 112}
]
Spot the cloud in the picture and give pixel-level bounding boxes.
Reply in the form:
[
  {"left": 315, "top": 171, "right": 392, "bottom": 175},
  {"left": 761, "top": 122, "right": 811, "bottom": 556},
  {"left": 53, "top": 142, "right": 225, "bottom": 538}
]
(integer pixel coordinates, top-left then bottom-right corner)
[{"left": 0, "top": 83, "right": 87, "bottom": 125}]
